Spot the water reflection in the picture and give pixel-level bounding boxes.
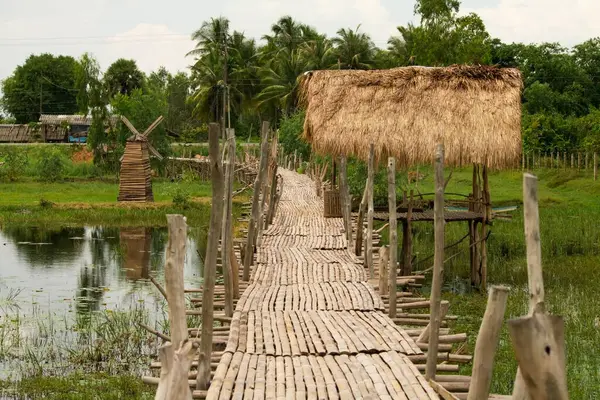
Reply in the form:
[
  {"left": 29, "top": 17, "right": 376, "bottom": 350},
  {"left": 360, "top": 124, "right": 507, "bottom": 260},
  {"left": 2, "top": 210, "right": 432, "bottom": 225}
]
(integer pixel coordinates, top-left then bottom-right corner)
[{"left": 0, "top": 225, "right": 205, "bottom": 321}]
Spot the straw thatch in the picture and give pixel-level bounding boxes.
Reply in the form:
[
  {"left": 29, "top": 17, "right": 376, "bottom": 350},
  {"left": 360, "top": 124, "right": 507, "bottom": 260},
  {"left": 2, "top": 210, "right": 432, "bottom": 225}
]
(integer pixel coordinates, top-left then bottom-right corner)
[{"left": 300, "top": 65, "right": 523, "bottom": 168}]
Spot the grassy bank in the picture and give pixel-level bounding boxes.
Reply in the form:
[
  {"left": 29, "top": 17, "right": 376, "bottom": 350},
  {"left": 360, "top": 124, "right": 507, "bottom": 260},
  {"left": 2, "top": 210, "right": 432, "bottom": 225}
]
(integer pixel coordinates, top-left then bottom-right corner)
[
  {"left": 0, "top": 178, "right": 248, "bottom": 227},
  {"left": 379, "top": 167, "right": 600, "bottom": 398}
]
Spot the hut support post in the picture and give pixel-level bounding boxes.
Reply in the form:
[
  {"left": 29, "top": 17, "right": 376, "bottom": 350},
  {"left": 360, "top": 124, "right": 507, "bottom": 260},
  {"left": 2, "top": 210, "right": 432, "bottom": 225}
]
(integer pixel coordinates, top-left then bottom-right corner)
[
  {"left": 511, "top": 173, "right": 568, "bottom": 400},
  {"left": 378, "top": 246, "right": 389, "bottom": 296},
  {"left": 155, "top": 215, "right": 196, "bottom": 400},
  {"left": 366, "top": 144, "right": 375, "bottom": 278},
  {"left": 220, "top": 128, "right": 235, "bottom": 317},
  {"left": 425, "top": 143, "right": 445, "bottom": 380},
  {"left": 401, "top": 191, "right": 413, "bottom": 275},
  {"left": 196, "top": 124, "right": 224, "bottom": 390},
  {"left": 480, "top": 166, "right": 490, "bottom": 290},
  {"left": 466, "top": 286, "right": 509, "bottom": 400},
  {"left": 470, "top": 164, "right": 481, "bottom": 287},
  {"left": 387, "top": 157, "right": 398, "bottom": 318},
  {"left": 339, "top": 157, "right": 353, "bottom": 245},
  {"left": 242, "top": 122, "right": 270, "bottom": 281},
  {"left": 355, "top": 186, "right": 368, "bottom": 256}
]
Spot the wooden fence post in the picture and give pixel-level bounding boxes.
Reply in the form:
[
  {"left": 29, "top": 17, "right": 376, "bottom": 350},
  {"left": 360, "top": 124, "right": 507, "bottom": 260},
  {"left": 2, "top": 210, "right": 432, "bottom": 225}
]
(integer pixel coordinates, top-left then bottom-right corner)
[
  {"left": 426, "top": 143, "right": 445, "bottom": 380},
  {"left": 196, "top": 123, "right": 225, "bottom": 390},
  {"left": 156, "top": 214, "right": 196, "bottom": 400},
  {"left": 378, "top": 246, "right": 389, "bottom": 296},
  {"left": 339, "top": 157, "right": 352, "bottom": 245},
  {"left": 467, "top": 285, "right": 510, "bottom": 400},
  {"left": 417, "top": 300, "right": 449, "bottom": 343},
  {"left": 510, "top": 173, "right": 568, "bottom": 400},
  {"left": 266, "top": 134, "right": 279, "bottom": 226},
  {"left": 366, "top": 144, "right": 375, "bottom": 278},
  {"left": 256, "top": 131, "right": 273, "bottom": 245},
  {"left": 387, "top": 157, "right": 398, "bottom": 318},
  {"left": 402, "top": 191, "right": 413, "bottom": 275},
  {"left": 220, "top": 128, "right": 235, "bottom": 317},
  {"left": 355, "top": 186, "right": 367, "bottom": 256},
  {"left": 243, "top": 122, "right": 270, "bottom": 281}
]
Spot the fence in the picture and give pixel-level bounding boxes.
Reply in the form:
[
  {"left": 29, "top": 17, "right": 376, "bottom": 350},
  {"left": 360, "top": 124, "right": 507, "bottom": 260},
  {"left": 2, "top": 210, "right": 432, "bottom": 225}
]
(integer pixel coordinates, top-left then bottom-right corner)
[{"left": 521, "top": 151, "right": 598, "bottom": 180}]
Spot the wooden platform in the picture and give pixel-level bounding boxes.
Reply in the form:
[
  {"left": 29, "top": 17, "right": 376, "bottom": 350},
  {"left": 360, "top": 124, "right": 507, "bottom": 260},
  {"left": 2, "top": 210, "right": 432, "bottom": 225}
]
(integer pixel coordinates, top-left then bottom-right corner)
[{"left": 206, "top": 170, "right": 441, "bottom": 399}]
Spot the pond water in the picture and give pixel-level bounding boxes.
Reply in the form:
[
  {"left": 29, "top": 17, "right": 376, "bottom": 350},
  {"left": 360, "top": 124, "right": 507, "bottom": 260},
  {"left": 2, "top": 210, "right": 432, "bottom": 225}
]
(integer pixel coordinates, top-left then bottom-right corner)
[{"left": 0, "top": 225, "right": 207, "bottom": 323}]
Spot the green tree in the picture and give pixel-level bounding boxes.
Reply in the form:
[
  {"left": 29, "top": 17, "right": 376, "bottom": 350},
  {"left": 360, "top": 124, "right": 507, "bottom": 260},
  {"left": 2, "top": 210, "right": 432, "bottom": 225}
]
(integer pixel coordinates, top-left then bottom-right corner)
[
  {"left": 103, "top": 59, "right": 145, "bottom": 98},
  {"left": 1, "top": 54, "right": 78, "bottom": 123},
  {"left": 332, "top": 26, "right": 375, "bottom": 69},
  {"left": 74, "top": 53, "right": 101, "bottom": 114}
]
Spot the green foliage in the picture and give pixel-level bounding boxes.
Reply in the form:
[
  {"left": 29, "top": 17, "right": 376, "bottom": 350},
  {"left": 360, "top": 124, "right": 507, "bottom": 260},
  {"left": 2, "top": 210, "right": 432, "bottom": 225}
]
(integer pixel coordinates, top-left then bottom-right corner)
[
  {"left": 279, "top": 110, "right": 310, "bottom": 159},
  {"left": 0, "top": 147, "right": 28, "bottom": 182},
  {"left": 74, "top": 53, "right": 101, "bottom": 114},
  {"left": 1, "top": 54, "right": 78, "bottom": 123},
  {"left": 36, "top": 148, "right": 67, "bottom": 182},
  {"left": 39, "top": 198, "right": 54, "bottom": 208},
  {"left": 103, "top": 59, "right": 145, "bottom": 99},
  {"left": 172, "top": 188, "right": 191, "bottom": 209}
]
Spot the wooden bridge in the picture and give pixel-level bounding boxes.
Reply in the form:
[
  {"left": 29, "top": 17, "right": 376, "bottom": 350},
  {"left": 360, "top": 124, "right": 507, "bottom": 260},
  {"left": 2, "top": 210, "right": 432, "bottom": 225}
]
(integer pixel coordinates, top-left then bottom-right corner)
[{"left": 205, "top": 169, "right": 457, "bottom": 399}]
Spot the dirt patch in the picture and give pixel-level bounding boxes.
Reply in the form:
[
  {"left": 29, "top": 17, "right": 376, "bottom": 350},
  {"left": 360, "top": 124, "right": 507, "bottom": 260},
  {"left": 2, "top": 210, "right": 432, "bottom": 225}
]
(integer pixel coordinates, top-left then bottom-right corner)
[{"left": 71, "top": 147, "right": 94, "bottom": 163}]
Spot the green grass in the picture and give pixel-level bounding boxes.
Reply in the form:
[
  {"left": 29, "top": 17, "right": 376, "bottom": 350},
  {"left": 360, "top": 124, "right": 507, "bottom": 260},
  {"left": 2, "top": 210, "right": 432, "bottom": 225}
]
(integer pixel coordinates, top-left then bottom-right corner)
[
  {"left": 0, "top": 373, "right": 154, "bottom": 399},
  {"left": 0, "top": 178, "right": 246, "bottom": 227},
  {"left": 380, "top": 166, "right": 600, "bottom": 398}
]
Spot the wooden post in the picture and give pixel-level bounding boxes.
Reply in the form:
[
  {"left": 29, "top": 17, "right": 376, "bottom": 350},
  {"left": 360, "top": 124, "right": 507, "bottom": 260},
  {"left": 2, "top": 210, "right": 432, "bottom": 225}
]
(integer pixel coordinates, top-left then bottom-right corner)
[
  {"left": 339, "top": 157, "right": 352, "bottom": 245},
  {"left": 378, "top": 246, "right": 389, "bottom": 296},
  {"left": 480, "top": 166, "right": 490, "bottom": 289},
  {"left": 156, "top": 215, "right": 196, "bottom": 400},
  {"left": 196, "top": 123, "right": 225, "bottom": 390},
  {"left": 595, "top": 152, "right": 597, "bottom": 181},
  {"left": 425, "top": 143, "right": 445, "bottom": 380},
  {"left": 354, "top": 186, "right": 367, "bottom": 256},
  {"left": 417, "top": 301, "right": 449, "bottom": 343},
  {"left": 471, "top": 165, "right": 481, "bottom": 287},
  {"left": 266, "top": 135, "right": 279, "bottom": 226},
  {"left": 467, "top": 286, "right": 510, "bottom": 400},
  {"left": 578, "top": 152, "right": 581, "bottom": 169},
  {"left": 511, "top": 173, "right": 568, "bottom": 400},
  {"left": 402, "top": 191, "right": 414, "bottom": 275},
  {"left": 387, "top": 157, "right": 398, "bottom": 318},
  {"left": 571, "top": 153, "right": 574, "bottom": 169},
  {"left": 220, "top": 128, "right": 235, "bottom": 317},
  {"left": 257, "top": 131, "right": 273, "bottom": 244},
  {"left": 586, "top": 152, "right": 589, "bottom": 170},
  {"left": 366, "top": 144, "right": 375, "bottom": 278},
  {"left": 243, "top": 122, "right": 269, "bottom": 281},
  {"left": 563, "top": 152, "right": 566, "bottom": 170}
]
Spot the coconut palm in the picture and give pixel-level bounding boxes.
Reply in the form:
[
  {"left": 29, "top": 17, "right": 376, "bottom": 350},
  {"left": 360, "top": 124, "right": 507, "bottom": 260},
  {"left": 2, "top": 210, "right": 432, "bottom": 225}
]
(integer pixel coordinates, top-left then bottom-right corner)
[
  {"left": 332, "top": 26, "right": 375, "bottom": 69},
  {"left": 300, "top": 34, "right": 335, "bottom": 71}
]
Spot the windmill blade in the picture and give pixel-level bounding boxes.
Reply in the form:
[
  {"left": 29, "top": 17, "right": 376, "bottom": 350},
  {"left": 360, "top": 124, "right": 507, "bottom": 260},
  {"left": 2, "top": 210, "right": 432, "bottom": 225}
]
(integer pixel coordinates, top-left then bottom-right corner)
[
  {"left": 147, "top": 143, "right": 164, "bottom": 161},
  {"left": 141, "top": 116, "right": 164, "bottom": 138},
  {"left": 121, "top": 116, "right": 141, "bottom": 138}
]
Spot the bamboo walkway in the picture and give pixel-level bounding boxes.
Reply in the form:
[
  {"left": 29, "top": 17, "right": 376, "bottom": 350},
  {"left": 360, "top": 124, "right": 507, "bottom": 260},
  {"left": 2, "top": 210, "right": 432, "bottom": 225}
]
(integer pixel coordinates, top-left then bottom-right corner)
[{"left": 206, "top": 170, "right": 441, "bottom": 399}]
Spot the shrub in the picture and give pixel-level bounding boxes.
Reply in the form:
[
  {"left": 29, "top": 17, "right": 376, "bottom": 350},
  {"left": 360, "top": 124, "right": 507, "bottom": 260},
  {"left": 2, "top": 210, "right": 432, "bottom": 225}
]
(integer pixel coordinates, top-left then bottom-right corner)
[
  {"left": 36, "top": 148, "right": 68, "bottom": 182},
  {"left": 39, "top": 198, "right": 54, "bottom": 208},
  {"left": 279, "top": 110, "right": 311, "bottom": 159},
  {"left": 0, "top": 147, "right": 28, "bottom": 181},
  {"left": 172, "top": 188, "right": 191, "bottom": 209}
]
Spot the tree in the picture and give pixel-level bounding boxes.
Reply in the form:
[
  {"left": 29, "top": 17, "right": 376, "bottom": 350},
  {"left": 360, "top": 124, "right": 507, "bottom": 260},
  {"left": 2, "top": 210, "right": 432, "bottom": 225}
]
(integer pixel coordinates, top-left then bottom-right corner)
[
  {"left": 74, "top": 53, "right": 101, "bottom": 115},
  {"left": 332, "top": 26, "right": 375, "bottom": 69},
  {"left": 1, "top": 54, "right": 78, "bottom": 123},
  {"left": 103, "top": 59, "right": 145, "bottom": 98}
]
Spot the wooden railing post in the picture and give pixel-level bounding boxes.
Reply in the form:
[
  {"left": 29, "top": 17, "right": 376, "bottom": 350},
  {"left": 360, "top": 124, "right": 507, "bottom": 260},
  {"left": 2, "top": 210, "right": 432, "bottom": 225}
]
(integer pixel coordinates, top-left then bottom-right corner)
[
  {"left": 467, "top": 285, "right": 509, "bottom": 400},
  {"left": 196, "top": 123, "right": 225, "bottom": 390},
  {"left": 378, "top": 246, "right": 389, "bottom": 296},
  {"left": 510, "top": 173, "right": 568, "bottom": 400},
  {"left": 221, "top": 128, "right": 235, "bottom": 317},
  {"left": 266, "top": 133, "right": 279, "bottom": 226},
  {"left": 387, "top": 157, "right": 398, "bottom": 318},
  {"left": 426, "top": 143, "right": 445, "bottom": 380},
  {"left": 339, "top": 156, "right": 352, "bottom": 246},
  {"left": 243, "top": 121, "right": 270, "bottom": 281},
  {"left": 156, "top": 214, "right": 196, "bottom": 400},
  {"left": 257, "top": 130, "right": 273, "bottom": 245},
  {"left": 355, "top": 186, "right": 367, "bottom": 256},
  {"left": 366, "top": 144, "right": 375, "bottom": 278}
]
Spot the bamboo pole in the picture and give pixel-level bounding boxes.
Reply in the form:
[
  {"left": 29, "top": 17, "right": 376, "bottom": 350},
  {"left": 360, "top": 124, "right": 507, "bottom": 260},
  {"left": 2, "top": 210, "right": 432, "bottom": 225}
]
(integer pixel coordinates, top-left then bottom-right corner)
[
  {"left": 220, "top": 128, "right": 235, "bottom": 317},
  {"left": 402, "top": 190, "right": 414, "bottom": 275},
  {"left": 339, "top": 157, "right": 352, "bottom": 245},
  {"left": 243, "top": 122, "right": 269, "bottom": 281},
  {"left": 355, "top": 186, "right": 368, "bottom": 256},
  {"left": 196, "top": 123, "right": 225, "bottom": 391},
  {"left": 467, "top": 285, "right": 509, "bottom": 400},
  {"left": 425, "top": 143, "right": 445, "bottom": 380},
  {"left": 387, "top": 157, "right": 398, "bottom": 318},
  {"left": 366, "top": 144, "right": 375, "bottom": 278},
  {"left": 378, "top": 246, "right": 389, "bottom": 296}
]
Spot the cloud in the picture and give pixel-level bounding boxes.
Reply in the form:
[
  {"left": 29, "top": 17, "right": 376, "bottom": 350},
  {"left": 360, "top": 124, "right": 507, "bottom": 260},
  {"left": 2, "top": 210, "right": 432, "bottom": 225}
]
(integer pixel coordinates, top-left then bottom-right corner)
[{"left": 464, "top": 0, "right": 600, "bottom": 46}]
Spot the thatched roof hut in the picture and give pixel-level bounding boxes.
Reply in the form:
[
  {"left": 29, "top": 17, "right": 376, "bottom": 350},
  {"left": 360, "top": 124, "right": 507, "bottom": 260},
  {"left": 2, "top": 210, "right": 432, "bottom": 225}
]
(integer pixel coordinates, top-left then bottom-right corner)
[
  {"left": 300, "top": 65, "right": 523, "bottom": 168},
  {"left": 0, "top": 125, "right": 34, "bottom": 142}
]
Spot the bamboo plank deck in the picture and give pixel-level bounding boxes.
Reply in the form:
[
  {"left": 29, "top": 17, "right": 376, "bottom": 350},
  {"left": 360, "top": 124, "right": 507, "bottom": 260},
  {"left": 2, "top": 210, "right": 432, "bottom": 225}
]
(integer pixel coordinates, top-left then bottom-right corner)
[{"left": 206, "top": 170, "right": 441, "bottom": 399}]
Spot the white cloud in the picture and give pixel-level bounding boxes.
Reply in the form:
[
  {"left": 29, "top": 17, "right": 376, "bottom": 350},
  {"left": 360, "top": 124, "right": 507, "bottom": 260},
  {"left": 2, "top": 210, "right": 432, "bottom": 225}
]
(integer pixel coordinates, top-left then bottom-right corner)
[{"left": 464, "top": 0, "right": 600, "bottom": 45}]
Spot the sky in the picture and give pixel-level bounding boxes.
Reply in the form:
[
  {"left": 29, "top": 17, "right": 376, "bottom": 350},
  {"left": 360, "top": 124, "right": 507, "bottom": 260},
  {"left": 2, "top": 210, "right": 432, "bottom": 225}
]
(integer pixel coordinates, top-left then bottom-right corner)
[{"left": 1, "top": 0, "right": 600, "bottom": 81}]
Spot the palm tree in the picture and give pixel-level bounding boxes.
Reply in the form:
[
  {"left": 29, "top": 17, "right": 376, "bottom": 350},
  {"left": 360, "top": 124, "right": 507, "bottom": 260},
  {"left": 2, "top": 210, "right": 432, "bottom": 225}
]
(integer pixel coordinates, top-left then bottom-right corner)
[
  {"left": 300, "top": 34, "right": 334, "bottom": 70},
  {"left": 332, "top": 26, "right": 375, "bottom": 69},
  {"left": 188, "top": 17, "right": 230, "bottom": 58}
]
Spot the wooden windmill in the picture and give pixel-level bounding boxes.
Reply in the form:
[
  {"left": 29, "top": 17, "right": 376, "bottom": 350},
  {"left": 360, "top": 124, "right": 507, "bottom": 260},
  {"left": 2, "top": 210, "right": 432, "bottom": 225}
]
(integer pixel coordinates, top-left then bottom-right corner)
[{"left": 117, "top": 116, "right": 164, "bottom": 202}]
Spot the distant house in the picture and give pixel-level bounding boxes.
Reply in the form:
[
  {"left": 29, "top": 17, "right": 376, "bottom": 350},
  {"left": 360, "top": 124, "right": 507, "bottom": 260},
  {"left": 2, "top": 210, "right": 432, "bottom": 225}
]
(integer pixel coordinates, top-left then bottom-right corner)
[
  {"left": 39, "top": 114, "right": 119, "bottom": 143},
  {"left": 0, "top": 124, "right": 35, "bottom": 143}
]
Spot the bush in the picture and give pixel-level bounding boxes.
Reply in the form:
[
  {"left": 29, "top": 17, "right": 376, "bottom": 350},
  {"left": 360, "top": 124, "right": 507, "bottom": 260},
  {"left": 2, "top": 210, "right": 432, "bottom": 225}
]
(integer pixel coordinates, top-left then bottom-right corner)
[
  {"left": 0, "top": 147, "right": 28, "bottom": 181},
  {"left": 39, "top": 198, "right": 54, "bottom": 208},
  {"left": 36, "top": 148, "right": 68, "bottom": 182},
  {"left": 172, "top": 188, "right": 191, "bottom": 209},
  {"left": 279, "top": 110, "right": 311, "bottom": 159}
]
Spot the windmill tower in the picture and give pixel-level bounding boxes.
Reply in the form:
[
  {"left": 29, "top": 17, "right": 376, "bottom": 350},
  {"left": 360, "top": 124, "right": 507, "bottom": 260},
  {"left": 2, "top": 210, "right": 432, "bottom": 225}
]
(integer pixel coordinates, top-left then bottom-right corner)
[{"left": 117, "top": 116, "right": 164, "bottom": 202}]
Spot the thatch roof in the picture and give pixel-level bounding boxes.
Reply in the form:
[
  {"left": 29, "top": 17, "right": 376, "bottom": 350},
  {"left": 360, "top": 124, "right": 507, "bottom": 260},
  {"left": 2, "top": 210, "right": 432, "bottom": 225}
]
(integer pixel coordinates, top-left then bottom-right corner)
[
  {"left": 40, "top": 114, "right": 120, "bottom": 126},
  {"left": 300, "top": 65, "right": 523, "bottom": 168}
]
